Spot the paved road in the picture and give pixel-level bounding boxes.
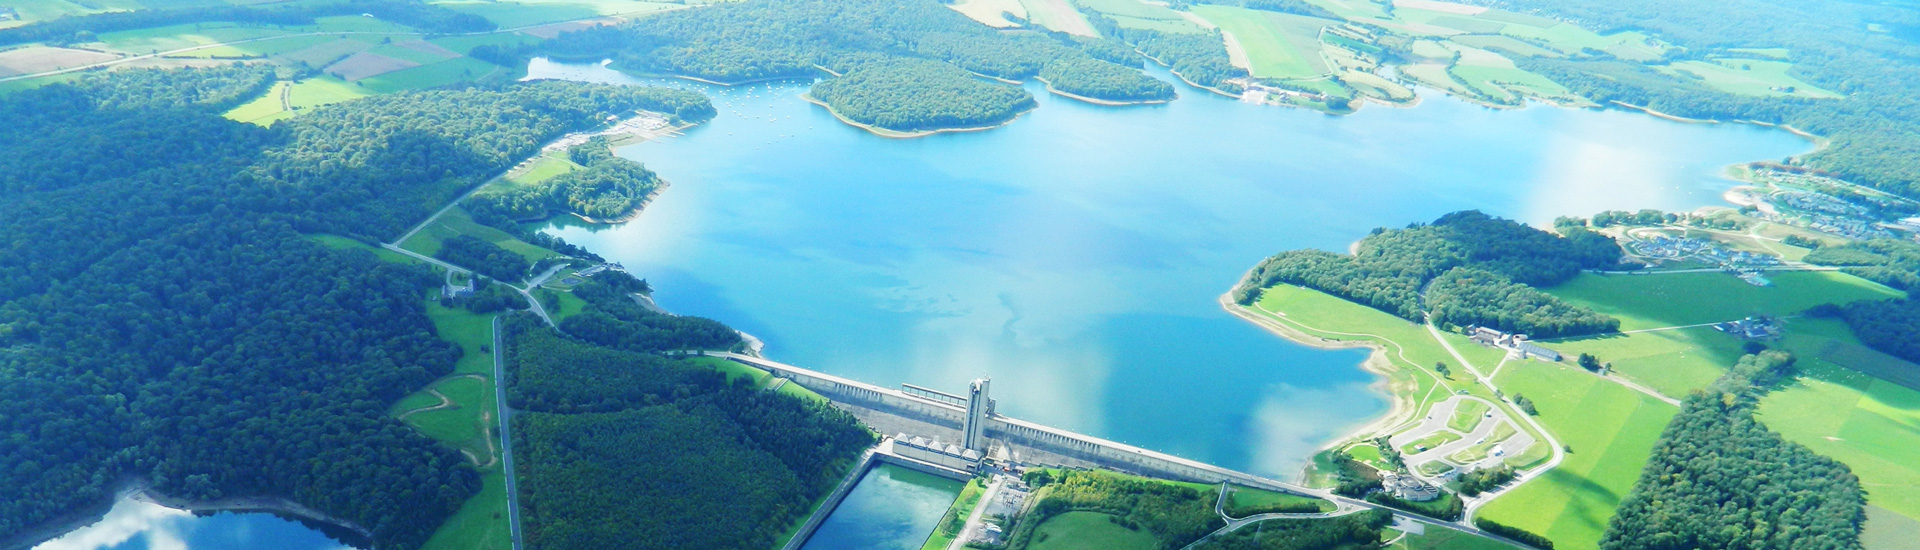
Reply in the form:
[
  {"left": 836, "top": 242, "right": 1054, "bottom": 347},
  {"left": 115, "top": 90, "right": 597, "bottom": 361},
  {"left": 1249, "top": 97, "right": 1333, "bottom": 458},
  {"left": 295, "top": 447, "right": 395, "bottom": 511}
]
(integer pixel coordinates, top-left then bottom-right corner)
[
  {"left": 1425, "top": 322, "right": 1565, "bottom": 523},
  {"left": 946, "top": 477, "right": 1004, "bottom": 550},
  {"left": 1391, "top": 396, "right": 1533, "bottom": 472},
  {"left": 491, "top": 317, "right": 525, "bottom": 550}
]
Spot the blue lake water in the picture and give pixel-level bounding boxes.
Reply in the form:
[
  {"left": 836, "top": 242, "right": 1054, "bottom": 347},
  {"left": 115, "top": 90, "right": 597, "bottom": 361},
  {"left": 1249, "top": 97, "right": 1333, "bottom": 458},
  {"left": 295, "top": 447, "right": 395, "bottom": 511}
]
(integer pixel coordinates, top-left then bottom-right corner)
[
  {"left": 31, "top": 497, "right": 360, "bottom": 550},
  {"left": 798, "top": 464, "right": 964, "bottom": 550},
  {"left": 527, "top": 58, "right": 1810, "bottom": 478}
]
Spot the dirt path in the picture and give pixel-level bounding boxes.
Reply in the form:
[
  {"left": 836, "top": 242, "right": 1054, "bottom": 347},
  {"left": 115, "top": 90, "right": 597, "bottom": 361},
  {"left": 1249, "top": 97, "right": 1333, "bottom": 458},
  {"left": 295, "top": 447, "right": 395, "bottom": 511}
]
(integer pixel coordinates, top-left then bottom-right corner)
[{"left": 397, "top": 388, "right": 455, "bottom": 421}]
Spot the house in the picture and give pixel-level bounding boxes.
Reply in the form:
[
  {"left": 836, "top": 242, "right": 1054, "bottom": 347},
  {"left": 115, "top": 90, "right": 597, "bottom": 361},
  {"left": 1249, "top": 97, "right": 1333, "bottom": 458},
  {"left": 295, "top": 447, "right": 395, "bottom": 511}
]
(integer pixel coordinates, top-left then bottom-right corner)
[{"left": 1714, "top": 317, "right": 1781, "bottom": 340}]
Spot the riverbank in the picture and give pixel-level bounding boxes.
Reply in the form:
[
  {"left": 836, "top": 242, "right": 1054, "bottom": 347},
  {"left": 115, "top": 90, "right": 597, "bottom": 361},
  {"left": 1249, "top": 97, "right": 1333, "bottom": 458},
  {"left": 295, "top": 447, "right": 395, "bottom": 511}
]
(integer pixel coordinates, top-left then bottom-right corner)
[
  {"left": 1036, "top": 77, "right": 1174, "bottom": 106},
  {"left": 1215, "top": 292, "right": 1419, "bottom": 479},
  {"left": 800, "top": 93, "right": 1034, "bottom": 138}
]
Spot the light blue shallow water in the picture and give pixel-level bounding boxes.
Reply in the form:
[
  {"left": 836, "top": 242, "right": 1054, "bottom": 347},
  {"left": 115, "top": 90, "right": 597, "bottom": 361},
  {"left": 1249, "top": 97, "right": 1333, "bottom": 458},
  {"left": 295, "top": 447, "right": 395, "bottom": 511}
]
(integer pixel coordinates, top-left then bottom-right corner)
[
  {"left": 531, "top": 59, "right": 1808, "bottom": 478},
  {"left": 798, "top": 464, "right": 965, "bottom": 550}
]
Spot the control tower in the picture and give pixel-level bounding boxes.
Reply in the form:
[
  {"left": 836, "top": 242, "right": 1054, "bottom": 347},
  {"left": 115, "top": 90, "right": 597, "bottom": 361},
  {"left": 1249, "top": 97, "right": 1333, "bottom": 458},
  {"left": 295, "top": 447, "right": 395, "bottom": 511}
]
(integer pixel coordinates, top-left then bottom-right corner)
[{"left": 963, "top": 378, "right": 994, "bottom": 452}]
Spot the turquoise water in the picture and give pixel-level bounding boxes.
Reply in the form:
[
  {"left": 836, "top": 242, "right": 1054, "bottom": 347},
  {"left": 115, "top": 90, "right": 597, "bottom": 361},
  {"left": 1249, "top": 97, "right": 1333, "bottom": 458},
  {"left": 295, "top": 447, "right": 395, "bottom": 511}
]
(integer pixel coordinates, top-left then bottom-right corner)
[
  {"left": 31, "top": 497, "right": 361, "bottom": 550},
  {"left": 527, "top": 59, "right": 1810, "bottom": 478},
  {"left": 799, "top": 464, "right": 965, "bottom": 550}
]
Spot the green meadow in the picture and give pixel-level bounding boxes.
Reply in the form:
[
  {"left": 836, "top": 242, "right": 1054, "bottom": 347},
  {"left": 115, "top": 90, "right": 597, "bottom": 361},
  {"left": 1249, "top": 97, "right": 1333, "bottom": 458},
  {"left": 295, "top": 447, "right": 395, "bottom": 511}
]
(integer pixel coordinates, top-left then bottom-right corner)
[
  {"left": 1544, "top": 270, "right": 1901, "bottom": 331},
  {"left": 1478, "top": 360, "right": 1678, "bottom": 550},
  {"left": 400, "top": 206, "right": 560, "bottom": 264},
  {"left": 1028, "top": 511, "right": 1160, "bottom": 550},
  {"left": 1190, "top": 5, "right": 1333, "bottom": 80},
  {"left": 1661, "top": 58, "right": 1843, "bottom": 99},
  {"left": 1224, "top": 485, "right": 1335, "bottom": 516}
]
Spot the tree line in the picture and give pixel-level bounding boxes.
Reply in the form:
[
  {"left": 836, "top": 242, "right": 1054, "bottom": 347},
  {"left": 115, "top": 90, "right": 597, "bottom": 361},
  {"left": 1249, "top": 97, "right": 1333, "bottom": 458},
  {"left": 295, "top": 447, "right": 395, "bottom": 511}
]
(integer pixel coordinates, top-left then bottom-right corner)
[
  {"left": 1188, "top": 510, "right": 1394, "bottom": 550},
  {"left": 0, "top": 67, "right": 713, "bottom": 549},
  {"left": 1003, "top": 469, "right": 1224, "bottom": 550},
  {"left": 1235, "top": 210, "right": 1622, "bottom": 338},
  {"left": 1080, "top": 7, "right": 1248, "bottom": 93},
  {"left": 501, "top": 314, "right": 875, "bottom": 550},
  {"left": 1601, "top": 351, "right": 1866, "bottom": 550}
]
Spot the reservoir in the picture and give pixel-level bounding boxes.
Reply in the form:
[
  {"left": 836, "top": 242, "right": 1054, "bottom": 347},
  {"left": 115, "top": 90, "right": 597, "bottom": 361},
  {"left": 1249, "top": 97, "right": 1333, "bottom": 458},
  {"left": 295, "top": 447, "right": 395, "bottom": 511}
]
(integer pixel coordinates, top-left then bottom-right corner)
[
  {"left": 526, "top": 58, "right": 1809, "bottom": 478},
  {"left": 798, "top": 464, "right": 965, "bottom": 550},
  {"left": 31, "top": 496, "right": 362, "bottom": 550}
]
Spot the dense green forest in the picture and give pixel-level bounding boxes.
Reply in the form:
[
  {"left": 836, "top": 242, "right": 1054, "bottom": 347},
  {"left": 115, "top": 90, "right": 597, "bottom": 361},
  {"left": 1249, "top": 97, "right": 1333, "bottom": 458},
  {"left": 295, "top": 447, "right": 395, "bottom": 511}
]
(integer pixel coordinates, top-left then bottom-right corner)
[
  {"left": 468, "top": 138, "right": 665, "bottom": 223},
  {"left": 0, "top": 0, "right": 493, "bottom": 46},
  {"left": 436, "top": 235, "right": 534, "bottom": 282},
  {"left": 811, "top": 58, "right": 1038, "bottom": 131},
  {"left": 1805, "top": 238, "right": 1920, "bottom": 292},
  {"left": 556, "top": 269, "right": 744, "bottom": 353},
  {"left": 1834, "top": 299, "right": 1920, "bottom": 364},
  {"left": 1601, "top": 351, "right": 1866, "bottom": 550},
  {"left": 502, "top": 315, "right": 874, "bottom": 550},
  {"left": 1803, "top": 238, "right": 1920, "bottom": 362},
  {"left": 1005, "top": 470, "right": 1224, "bottom": 550},
  {"left": 0, "top": 65, "right": 730, "bottom": 549},
  {"left": 1236, "top": 211, "right": 1622, "bottom": 337},
  {"left": 534, "top": 0, "right": 1175, "bottom": 130},
  {"left": 1484, "top": 0, "right": 1920, "bottom": 204}
]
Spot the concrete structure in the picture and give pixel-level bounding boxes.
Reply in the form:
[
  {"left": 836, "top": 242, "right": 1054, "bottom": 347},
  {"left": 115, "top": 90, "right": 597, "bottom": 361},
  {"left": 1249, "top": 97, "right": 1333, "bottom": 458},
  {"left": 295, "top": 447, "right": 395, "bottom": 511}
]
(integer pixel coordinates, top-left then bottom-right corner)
[
  {"left": 964, "top": 378, "right": 993, "bottom": 452},
  {"left": 712, "top": 352, "right": 1329, "bottom": 496},
  {"left": 1468, "top": 327, "right": 1560, "bottom": 361},
  {"left": 895, "top": 433, "right": 983, "bottom": 472},
  {"left": 1382, "top": 472, "right": 1441, "bottom": 502}
]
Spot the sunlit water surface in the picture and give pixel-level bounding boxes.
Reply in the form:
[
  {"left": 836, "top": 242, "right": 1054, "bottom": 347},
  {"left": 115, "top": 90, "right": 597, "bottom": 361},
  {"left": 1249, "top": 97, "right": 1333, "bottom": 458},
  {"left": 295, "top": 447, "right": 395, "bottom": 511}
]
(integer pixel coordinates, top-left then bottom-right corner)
[{"left": 530, "top": 58, "right": 1807, "bottom": 478}]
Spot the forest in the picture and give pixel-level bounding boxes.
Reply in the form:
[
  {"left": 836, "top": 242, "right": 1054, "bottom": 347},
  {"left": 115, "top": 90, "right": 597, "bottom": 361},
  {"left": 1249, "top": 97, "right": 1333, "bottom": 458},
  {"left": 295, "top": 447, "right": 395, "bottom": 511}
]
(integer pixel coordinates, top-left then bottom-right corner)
[
  {"left": 435, "top": 235, "right": 533, "bottom": 282},
  {"left": 1803, "top": 238, "right": 1920, "bottom": 362},
  {"left": 1080, "top": 8, "right": 1247, "bottom": 93},
  {"left": 1602, "top": 351, "right": 1865, "bottom": 550},
  {"left": 1489, "top": 0, "right": 1920, "bottom": 204},
  {"left": 556, "top": 269, "right": 743, "bottom": 353},
  {"left": 1188, "top": 510, "right": 1393, "bottom": 550},
  {"left": 1005, "top": 470, "right": 1224, "bottom": 550},
  {"left": 0, "top": 0, "right": 494, "bottom": 46},
  {"left": 466, "top": 139, "right": 666, "bottom": 223},
  {"left": 533, "top": 0, "right": 1176, "bottom": 129},
  {"left": 810, "top": 58, "right": 1038, "bottom": 131},
  {"left": 1236, "top": 211, "right": 1622, "bottom": 337},
  {"left": 502, "top": 315, "right": 874, "bottom": 550},
  {"left": 1805, "top": 238, "right": 1920, "bottom": 292}
]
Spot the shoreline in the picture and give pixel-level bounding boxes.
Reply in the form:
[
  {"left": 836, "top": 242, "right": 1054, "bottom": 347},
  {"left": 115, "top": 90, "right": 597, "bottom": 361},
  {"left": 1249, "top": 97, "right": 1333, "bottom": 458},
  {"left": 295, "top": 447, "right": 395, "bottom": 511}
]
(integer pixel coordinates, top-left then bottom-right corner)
[
  {"left": 1035, "top": 76, "right": 1174, "bottom": 106},
  {"left": 799, "top": 93, "right": 1034, "bottom": 138},
  {"left": 3, "top": 482, "right": 373, "bottom": 550},
  {"left": 1214, "top": 292, "right": 1419, "bottom": 480}
]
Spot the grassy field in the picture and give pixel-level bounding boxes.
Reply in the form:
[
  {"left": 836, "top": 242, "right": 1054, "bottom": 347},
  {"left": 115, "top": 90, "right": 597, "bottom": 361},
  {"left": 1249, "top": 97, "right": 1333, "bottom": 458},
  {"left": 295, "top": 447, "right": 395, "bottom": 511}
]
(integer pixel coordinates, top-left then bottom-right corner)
[
  {"left": 1661, "top": 58, "right": 1843, "bottom": 99},
  {"left": 1402, "top": 431, "right": 1462, "bottom": 453},
  {"left": 1448, "top": 400, "right": 1490, "bottom": 433},
  {"left": 1445, "top": 44, "right": 1578, "bottom": 103},
  {"left": 308, "top": 233, "right": 424, "bottom": 265},
  {"left": 1190, "top": 6, "right": 1333, "bottom": 80},
  {"left": 223, "top": 76, "right": 375, "bottom": 124},
  {"left": 392, "top": 302, "right": 512, "bottom": 550},
  {"left": 948, "top": 0, "right": 1026, "bottom": 28},
  {"left": 419, "top": 470, "right": 512, "bottom": 550},
  {"left": 509, "top": 155, "right": 582, "bottom": 185},
  {"left": 1543, "top": 271, "right": 1901, "bottom": 331},
  {"left": 1224, "top": 485, "right": 1334, "bottom": 515},
  {"left": 922, "top": 477, "right": 988, "bottom": 550},
  {"left": 358, "top": 56, "right": 503, "bottom": 93},
  {"left": 1448, "top": 34, "right": 1561, "bottom": 58},
  {"left": 1389, "top": 527, "right": 1522, "bottom": 550},
  {"left": 548, "top": 290, "right": 589, "bottom": 322},
  {"left": 223, "top": 80, "right": 290, "bottom": 123},
  {"left": 431, "top": 0, "right": 683, "bottom": 27},
  {"left": 400, "top": 206, "right": 559, "bottom": 264},
  {"left": 92, "top": 23, "right": 291, "bottom": 54},
  {"left": 1478, "top": 361, "right": 1678, "bottom": 550},
  {"left": 1074, "top": 0, "right": 1203, "bottom": 33},
  {"left": 1028, "top": 511, "right": 1160, "bottom": 550},
  {"left": 1548, "top": 326, "right": 1748, "bottom": 399}
]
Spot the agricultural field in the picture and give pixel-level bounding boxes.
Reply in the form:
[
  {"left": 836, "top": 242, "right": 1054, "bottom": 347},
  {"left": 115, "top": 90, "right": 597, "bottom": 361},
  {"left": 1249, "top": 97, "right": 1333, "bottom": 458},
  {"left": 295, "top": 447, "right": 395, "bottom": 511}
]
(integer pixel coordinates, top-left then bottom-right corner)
[
  {"left": 1757, "top": 325, "right": 1920, "bottom": 531},
  {"left": 1027, "top": 511, "right": 1159, "bottom": 550},
  {"left": 1543, "top": 271, "right": 1902, "bottom": 331},
  {"left": 947, "top": 0, "right": 1027, "bottom": 28},
  {"left": 1447, "top": 34, "right": 1560, "bottom": 58},
  {"left": 1478, "top": 360, "right": 1678, "bottom": 550},
  {"left": 221, "top": 75, "right": 373, "bottom": 124},
  {"left": 1443, "top": 43, "right": 1579, "bottom": 104},
  {"left": 0, "top": 0, "right": 144, "bottom": 28},
  {"left": 1189, "top": 5, "right": 1334, "bottom": 80},
  {"left": 1546, "top": 326, "right": 1747, "bottom": 399},
  {"left": 0, "top": 46, "right": 121, "bottom": 77},
  {"left": 357, "top": 56, "right": 502, "bottom": 93},
  {"left": 1389, "top": 526, "right": 1521, "bottom": 550},
  {"left": 1659, "top": 57, "right": 1843, "bottom": 99},
  {"left": 1073, "top": 0, "right": 1202, "bottom": 34},
  {"left": 430, "top": 0, "right": 684, "bottom": 28}
]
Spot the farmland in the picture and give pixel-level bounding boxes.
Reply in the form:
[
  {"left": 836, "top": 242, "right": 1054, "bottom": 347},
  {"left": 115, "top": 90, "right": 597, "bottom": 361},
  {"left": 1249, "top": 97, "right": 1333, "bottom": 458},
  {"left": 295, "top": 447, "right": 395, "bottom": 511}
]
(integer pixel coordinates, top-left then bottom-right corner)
[{"left": 1543, "top": 271, "right": 1902, "bottom": 331}]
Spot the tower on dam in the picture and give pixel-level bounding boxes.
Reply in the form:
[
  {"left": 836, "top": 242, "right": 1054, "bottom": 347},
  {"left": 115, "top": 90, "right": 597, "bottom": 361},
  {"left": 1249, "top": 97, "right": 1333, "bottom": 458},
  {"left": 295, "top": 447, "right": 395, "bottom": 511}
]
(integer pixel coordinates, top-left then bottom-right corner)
[{"left": 963, "top": 378, "right": 993, "bottom": 452}]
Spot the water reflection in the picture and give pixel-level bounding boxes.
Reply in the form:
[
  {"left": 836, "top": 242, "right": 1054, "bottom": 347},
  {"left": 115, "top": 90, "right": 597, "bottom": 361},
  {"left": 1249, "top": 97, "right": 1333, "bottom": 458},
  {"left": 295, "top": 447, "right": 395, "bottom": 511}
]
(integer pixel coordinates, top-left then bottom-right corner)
[
  {"left": 527, "top": 58, "right": 1810, "bottom": 477},
  {"left": 33, "top": 497, "right": 360, "bottom": 550}
]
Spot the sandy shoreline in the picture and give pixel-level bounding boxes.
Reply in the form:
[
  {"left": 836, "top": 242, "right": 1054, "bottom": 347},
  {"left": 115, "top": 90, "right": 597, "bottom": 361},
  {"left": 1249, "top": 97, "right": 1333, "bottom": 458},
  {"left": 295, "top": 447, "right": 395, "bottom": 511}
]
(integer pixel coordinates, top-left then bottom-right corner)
[
  {"left": 1214, "top": 292, "right": 1420, "bottom": 466},
  {"left": 1035, "top": 76, "right": 1174, "bottom": 106},
  {"left": 800, "top": 93, "right": 1034, "bottom": 138}
]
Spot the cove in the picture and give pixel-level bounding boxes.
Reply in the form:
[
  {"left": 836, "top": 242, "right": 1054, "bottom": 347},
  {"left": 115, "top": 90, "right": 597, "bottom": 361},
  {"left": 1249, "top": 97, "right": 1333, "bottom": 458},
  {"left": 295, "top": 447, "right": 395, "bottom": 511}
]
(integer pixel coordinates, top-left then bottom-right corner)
[
  {"left": 29, "top": 495, "right": 362, "bottom": 550},
  {"left": 527, "top": 58, "right": 1810, "bottom": 478},
  {"left": 799, "top": 464, "right": 964, "bottom": 550}
]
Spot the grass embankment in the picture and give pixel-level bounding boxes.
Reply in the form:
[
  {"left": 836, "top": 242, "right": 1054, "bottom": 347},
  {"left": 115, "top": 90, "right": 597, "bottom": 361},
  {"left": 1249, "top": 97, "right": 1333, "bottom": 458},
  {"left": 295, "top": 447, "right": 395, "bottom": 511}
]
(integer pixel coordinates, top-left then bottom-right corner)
[
  {"left": 1223, "top": 485, "right": 1335, "bottom": 517},
  {"left": 395, "top": 302, "right": 513, "bottom": 550},
  {"left": 1028, "top": 511, "right": 1161, "bottom": 550},
  {"left": 1189, "top": 5, "right": 1333, "bottom": 80},
  {"left": 1544, "top": 271, "right": 1902, "bottom": 332},
  {"left": 922, "top": 478, "right": 988, "bottom": 550},
  {"left": 1448, "top": 400, "right": 1491, "bottom": 433},
  {"left": 1402, "top": 431, "right": 1462, "bottom": 454},
  {"left": 400, "top": 206, "right": 559, "bottom": 264}
]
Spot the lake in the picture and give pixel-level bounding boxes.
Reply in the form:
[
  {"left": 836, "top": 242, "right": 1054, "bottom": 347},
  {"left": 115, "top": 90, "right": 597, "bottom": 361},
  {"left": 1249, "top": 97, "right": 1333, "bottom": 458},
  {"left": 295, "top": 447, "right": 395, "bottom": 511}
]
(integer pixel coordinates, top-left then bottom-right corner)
[
  {"left": 798, "top": 464, "right": 965, "bottom": 550},
  {"left": 30, "top": 496, "right": 361, "bottom": 550},
  {"left": 526, "top": 58, "right": 1810, "bottom": 478}
]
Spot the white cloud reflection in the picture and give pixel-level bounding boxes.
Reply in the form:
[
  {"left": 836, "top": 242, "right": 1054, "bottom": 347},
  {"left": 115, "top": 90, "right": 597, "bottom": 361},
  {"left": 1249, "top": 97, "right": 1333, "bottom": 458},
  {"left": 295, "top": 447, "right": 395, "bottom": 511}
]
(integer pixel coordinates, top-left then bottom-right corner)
[
  {"left": 33, "top": 498, "right": 191, "bottom": 550},
  {"left": 1245, "top": 381, "right": 1387, "bottom": 479}
]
